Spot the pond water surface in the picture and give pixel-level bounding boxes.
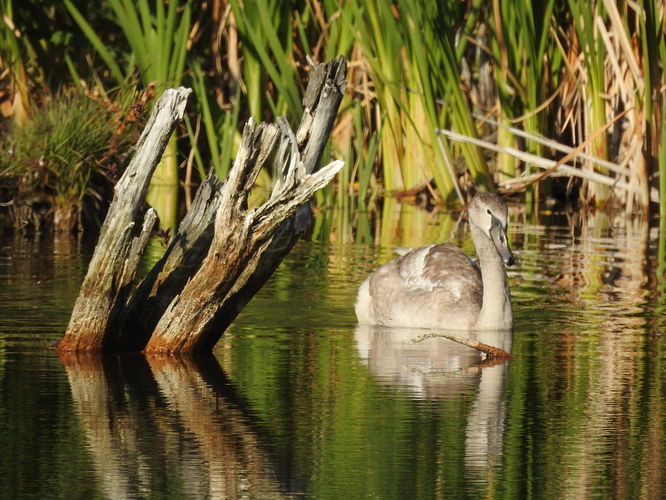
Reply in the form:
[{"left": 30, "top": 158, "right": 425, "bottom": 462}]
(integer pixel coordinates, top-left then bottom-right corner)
[{"left": 1, "top": 205, "right": 666, "bottom": 499}]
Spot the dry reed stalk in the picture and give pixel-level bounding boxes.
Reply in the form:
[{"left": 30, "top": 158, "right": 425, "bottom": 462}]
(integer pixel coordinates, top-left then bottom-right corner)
[
  {"left": 474, "top": 115, "right": 626, "bottom": 175},
  {"left": 437, "top": 124, "right": 659, "bottom": 204},
  {"left": 595, "top": 7, "right": 648, "bottom": 212}
]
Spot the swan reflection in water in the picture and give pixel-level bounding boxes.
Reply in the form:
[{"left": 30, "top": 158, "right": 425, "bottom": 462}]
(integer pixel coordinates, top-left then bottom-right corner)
[{"left": 355, "top": 324, "right": 512, "bottom": 486}]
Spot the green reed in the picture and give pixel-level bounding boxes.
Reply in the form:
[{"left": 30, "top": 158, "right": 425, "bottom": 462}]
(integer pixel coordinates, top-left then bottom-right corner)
[
  {"left": 343, "top": 0, "right": 493, "bottom": 199},
  {"left": 230, "top": 0, "right": 302, "bottom": 120},
  {"left": 64, "top": 0, "right": 192, "bottom": 228},
  {"left": 0, "top": 0, "right": 47, "bottom": 125},
  {"left": 3, "top": 0, "right": 665, "bottom": 218},
  {"left": 258, "top": 0, "right": 664, "bottom": 212},
  {"left": 490, "top": 0, "right": 557, "bottom": 203},
  {"left": 186, "top": 61, "right": 240, "bottom": 179},
  {"left": 572, "top": 1, "right": 611, "bottom": 201},
  {"left": 643, "top": 0, "right": 666, "bottom": 217},
  {"left": 187, "top": 0, "right": 321, "bottom": 180}
]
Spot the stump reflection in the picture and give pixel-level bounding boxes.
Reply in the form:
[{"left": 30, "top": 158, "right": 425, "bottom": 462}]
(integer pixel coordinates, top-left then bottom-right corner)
[{"left": 60, "top": 352, "right": 290, "bottom": 499}]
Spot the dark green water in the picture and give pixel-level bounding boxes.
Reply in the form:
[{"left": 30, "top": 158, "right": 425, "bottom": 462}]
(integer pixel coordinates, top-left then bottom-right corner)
[{"left": 1, "top": 208, "right": 666, "bottom": 499}]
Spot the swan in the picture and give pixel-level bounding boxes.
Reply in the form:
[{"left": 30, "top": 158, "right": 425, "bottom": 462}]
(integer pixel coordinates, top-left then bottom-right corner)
[{"left": 355, "top": 192, "right": 515, "bottom": 330}]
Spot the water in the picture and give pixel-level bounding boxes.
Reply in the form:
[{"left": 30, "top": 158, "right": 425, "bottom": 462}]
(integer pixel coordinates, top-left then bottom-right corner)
[{"left": 1, "top": 208, "right": 666, "bottom": 499}]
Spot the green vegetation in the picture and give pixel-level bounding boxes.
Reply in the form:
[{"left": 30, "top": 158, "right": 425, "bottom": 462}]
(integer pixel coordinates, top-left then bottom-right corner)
[
  {"left": 1, "top": 0, "right": 665, "bottom": 233},
  {"left": 0, "top": 89, "right": 135, "bottom": 231},
  {"left": 63, "top": 0, "right": 193, "bottom": 229}
]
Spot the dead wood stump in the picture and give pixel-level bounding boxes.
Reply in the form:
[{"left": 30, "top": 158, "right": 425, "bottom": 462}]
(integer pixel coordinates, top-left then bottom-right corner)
[
  {"left": 58, "top": 88, "right": 191, "bottom": 352},
  {"left": 58, "top": 56, "right": 347, "bottom": 354}
]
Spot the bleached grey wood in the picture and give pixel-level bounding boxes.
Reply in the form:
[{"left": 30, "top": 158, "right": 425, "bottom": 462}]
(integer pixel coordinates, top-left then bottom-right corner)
[
  {"left": 59, "top": 57, "right": 346, "bottom": 355},
  {"left": 113, "top": 172, "right": 222, "bottom": 351},
  {"left": 58, "top": 88, "right": 192, "bottom": 352},
  {"left": 144, "top": 123, "right": 343, "bottom": 352}
]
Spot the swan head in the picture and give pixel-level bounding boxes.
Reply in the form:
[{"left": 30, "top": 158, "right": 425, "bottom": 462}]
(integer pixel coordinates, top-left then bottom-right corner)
[{"left": 469, "top": 192, "right": 515, "bottom": 266}]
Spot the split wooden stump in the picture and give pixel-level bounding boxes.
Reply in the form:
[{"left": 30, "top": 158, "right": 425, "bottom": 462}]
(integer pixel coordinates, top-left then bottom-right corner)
[{"left": 57, "top": 56, "right": 347, "bottom": 355}]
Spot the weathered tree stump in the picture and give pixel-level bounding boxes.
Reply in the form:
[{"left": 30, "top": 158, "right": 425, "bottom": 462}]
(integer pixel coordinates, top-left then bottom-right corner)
[
  {"left": 145, "top": 119, "right": 343, "bottom": 354},
  {"left": 113, "top": 171, "right": 223, "bottom": 352},
  {"left": 57, "top": 56, "right": 347, "bottom": 354},
  {"left": 58, "top": 88, "right": 191, "bottom": 352}
]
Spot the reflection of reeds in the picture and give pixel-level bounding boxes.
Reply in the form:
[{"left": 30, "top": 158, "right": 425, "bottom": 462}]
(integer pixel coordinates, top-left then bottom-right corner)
[
  {"left": 558, "top": 214, "right": 649, "bottom": 495},
  {"left": 313, "top": 196, "right": 462, "bottom": 250},
  {"left": 655, "top": 215, "right": 666, "bottom": 332},
  {"left": 515, "top": 210, "right": 651, "bottom": 312},
  {"left": 494, "top": 211, "right": 666, "bottom": 498}
]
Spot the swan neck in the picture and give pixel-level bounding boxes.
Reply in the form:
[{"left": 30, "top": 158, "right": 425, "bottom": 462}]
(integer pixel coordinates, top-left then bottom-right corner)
[{"left": 470, "top": 225, "right": 512, "bottom": 329}]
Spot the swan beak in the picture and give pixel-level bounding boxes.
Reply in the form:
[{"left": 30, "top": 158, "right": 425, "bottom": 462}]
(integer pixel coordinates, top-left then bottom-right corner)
[{"left": 490, "top": 219, "right": 515, "bottom": 266}]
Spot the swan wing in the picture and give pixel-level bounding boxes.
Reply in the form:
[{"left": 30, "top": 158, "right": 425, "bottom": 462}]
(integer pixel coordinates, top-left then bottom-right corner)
[
  {"left": 398, "top": 244, "right": 481, "bottom": 298},
  {"left": 364, "top": 244, "right": 483, "bottom": 328}
]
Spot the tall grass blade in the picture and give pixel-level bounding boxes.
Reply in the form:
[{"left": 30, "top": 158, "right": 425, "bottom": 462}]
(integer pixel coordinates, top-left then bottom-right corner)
[{"left": 63, "top": 0, "right": 125, "bottom": 83}]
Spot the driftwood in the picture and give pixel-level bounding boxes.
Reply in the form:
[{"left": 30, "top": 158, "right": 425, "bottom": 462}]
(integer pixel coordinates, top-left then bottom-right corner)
[
  {"left": 407, "top": 331, "right": 513, "bottom": 360},
  {"left": 58, "top": 56, "right": 347, "bottom": 354}
]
